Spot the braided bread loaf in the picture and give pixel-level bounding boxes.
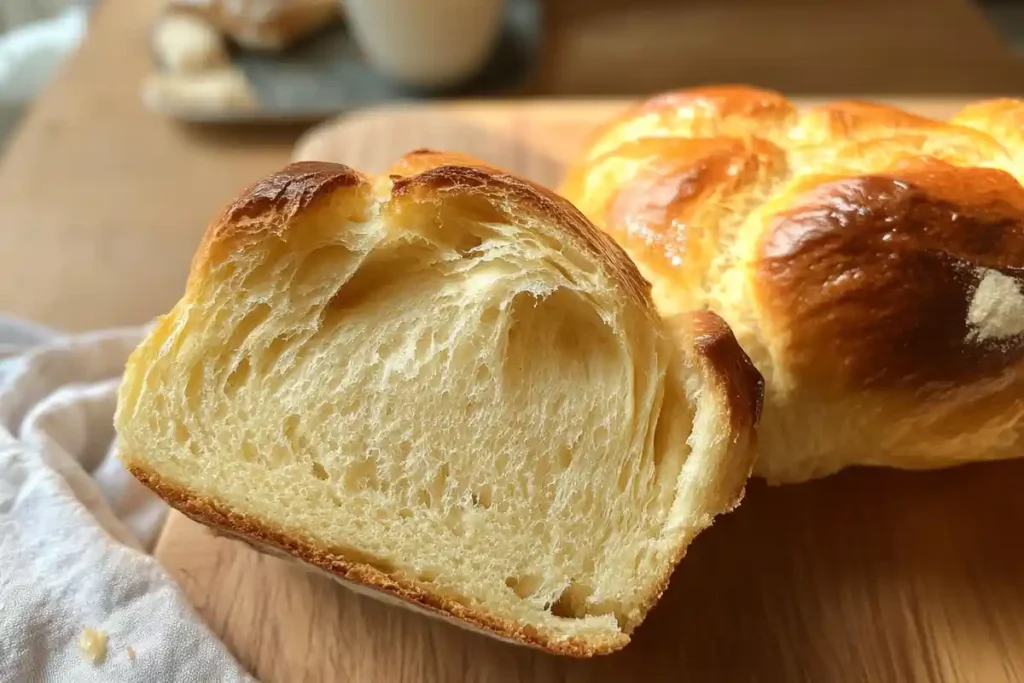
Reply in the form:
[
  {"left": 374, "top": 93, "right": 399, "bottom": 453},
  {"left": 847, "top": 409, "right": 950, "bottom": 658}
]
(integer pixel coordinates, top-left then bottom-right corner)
[
  {"left": 561, "top": 86, "right": 1024, "bottom": 483},
  {"left": 115, "top": 151, "right": 762, "bottom": 655}
]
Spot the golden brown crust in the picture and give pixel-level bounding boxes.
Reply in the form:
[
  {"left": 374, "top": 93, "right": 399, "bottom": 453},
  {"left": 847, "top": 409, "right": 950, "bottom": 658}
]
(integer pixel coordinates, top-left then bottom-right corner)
[
  {"left": 221, "top": 161, "right": 367, "bottom": 225},
  {"left": 199, "top": 161, "right": 370, "bottom": 251},
  {"left": 230, "top": 158, "right": 366, "bottom": 220},
  {"left": 637, "top": 85, "right": 796, "bottom": 121},
  {"left": 194, "top": 154, "right": 654, "bottom": 316},
  {"left": 796, "top": 99, "right": 940, "bottom": 143},
  {"left": 187, "top": 161, "right": 371, "bottom": 289},
  {"left": 632, "top": 310, "right": 762, "bottom": 616},
  {"left": 680, "top": 308, "right": 762, "bottom": 510},
  {"left": 129, "top": 465, "right": 620, "bottom": 657},
  {"left": 385, "top": 149, "right": 510, "bottom": 178},
  {"left": 683, "top": 310, "right": 765, "bottom": 431},
  {"left": 561, "top": 85, "right": 1024, "bottom": 480},
  {"left": 562, "top": 136, "right": 787, "bottom": 312},
  {"left": 386, "top": 154, "right": 655, "bottom": 312},
  {"left": 562, "top": 89, "right": 1024, "bottom": 389},
  {"left": 581, "top": 85, "right": 798, "bottom": 160},
  {"left": 951, "top": 99, "right": 1024, "bottom": 156}
]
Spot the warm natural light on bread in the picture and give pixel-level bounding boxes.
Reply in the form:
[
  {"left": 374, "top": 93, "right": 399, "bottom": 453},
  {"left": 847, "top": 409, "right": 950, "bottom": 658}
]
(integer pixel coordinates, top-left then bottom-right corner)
[
  {"left": 561, "top": 86, "right": 1024, "bottom": 484},
  {"left": 115, "top": 152, "right": 762, "bottom": 656}
]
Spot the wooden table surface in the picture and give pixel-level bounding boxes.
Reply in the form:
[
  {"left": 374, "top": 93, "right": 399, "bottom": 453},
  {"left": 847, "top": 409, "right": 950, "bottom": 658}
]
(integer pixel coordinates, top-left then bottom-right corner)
[
  {"left": 0, "top": 1, "right": 1021, "bottom": 681},
  {"left": 156, "top": 99, "right": 1024, "bottom": 683},
  {"left": 538, "top": 0, "right": 1024, "bottom": 96},
  {"left": 0, "top": 0, "right": 1022, "bottom": 331},
  {"left": 0, "top": 0, "right": 305, "bottom": 332}
]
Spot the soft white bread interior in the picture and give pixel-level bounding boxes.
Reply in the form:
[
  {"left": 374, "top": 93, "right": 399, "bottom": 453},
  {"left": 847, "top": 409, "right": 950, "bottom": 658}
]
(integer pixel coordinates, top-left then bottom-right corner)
[
  {"left": 561, "top": 86, "right": 1024, "bottom": 484},
  {"left": 114, "top": 152, "right": 762, "bottom": 656}
]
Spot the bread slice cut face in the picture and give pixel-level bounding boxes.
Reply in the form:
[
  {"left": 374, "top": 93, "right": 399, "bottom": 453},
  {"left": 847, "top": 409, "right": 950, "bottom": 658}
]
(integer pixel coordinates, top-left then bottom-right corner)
[{"left": 115, "top": 152, "right": 763, "bottom": 656}]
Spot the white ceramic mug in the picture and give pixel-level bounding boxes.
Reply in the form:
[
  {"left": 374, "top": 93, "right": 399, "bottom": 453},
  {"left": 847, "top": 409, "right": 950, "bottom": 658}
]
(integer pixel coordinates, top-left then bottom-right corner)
[{"left": 343, "top": 0, "right": 505, "bottom": 90}]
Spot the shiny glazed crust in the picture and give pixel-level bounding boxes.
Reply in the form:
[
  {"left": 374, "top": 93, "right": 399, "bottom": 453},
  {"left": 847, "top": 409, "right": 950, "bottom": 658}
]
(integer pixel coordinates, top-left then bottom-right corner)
[
  {"left": 561, "top": 85, "right": 1024, "bottom": 482},
  {"left": 120, "top": 154, "right": 763, "bottom": 655}
]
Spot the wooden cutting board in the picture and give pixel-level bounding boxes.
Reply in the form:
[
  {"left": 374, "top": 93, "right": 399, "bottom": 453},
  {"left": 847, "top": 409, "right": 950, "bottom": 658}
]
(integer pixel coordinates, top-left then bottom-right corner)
[{"left": 155, "top": 99, "right": 1024, "bottom": 683}]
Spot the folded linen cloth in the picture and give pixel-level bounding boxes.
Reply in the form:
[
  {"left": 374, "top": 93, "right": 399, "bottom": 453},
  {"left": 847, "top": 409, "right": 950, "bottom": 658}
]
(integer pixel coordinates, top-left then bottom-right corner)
[{"left": 0, "top": 316, "right": 254, "bottom": 682}]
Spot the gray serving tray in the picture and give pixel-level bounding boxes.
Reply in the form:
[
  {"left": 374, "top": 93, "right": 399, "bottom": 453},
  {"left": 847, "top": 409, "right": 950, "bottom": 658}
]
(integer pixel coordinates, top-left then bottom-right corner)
[{"left": 150, "top": 0, "right": 540, "bottom": 124}]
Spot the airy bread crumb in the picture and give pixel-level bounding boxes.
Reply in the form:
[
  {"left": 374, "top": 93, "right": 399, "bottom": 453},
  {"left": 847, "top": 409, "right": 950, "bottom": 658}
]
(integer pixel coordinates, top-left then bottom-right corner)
[{"left": 115, "top": 155, "right": 763, "bottom": 655}]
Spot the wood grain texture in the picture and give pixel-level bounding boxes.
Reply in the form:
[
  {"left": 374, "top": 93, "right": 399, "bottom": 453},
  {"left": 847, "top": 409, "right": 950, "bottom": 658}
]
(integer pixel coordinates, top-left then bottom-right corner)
[
  {"left": 159, "top": 461, "right": 1024, "bottom": 683},
  {"left": 156, "top": 98, "right": 1024, "bottom": 683}
]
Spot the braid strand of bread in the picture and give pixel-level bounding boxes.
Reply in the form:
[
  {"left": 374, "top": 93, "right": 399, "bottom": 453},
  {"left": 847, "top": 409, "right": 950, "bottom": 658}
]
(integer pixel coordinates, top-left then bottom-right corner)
[{"left": 561, "top": 85, "right": 1024, "bottom": 483}]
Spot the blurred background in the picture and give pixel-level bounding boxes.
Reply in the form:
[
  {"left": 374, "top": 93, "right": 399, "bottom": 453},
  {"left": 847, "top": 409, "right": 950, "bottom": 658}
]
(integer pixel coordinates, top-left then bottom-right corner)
[
  {"left": 2, "top": 0, "right": 1024, "bottom": 333},
  {"left": 3, "top": 0, "right": 1024, "bottom": 147}
]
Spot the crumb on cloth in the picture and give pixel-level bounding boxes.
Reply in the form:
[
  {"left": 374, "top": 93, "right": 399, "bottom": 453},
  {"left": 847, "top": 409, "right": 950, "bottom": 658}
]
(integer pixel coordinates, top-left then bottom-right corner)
[{"left": 77, "top": 627, "right": 108, "bottom": 665}]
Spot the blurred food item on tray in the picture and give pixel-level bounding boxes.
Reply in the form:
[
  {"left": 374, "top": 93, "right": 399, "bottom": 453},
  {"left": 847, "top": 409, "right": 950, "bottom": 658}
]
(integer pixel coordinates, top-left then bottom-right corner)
[
  {"left": 143, "top": 0, "right": 342, "bottom": 119},
  {"left": 167, "top": 0, "right": 342, "bottom": 51},
  {"left": 142, "top": 66, "right": 258, "bottom": 116},
  {"left": 141, "top": 0, "right": 537, "bottom": 123},
  {"left": 344, "top": 0, "right": 504, "bottom": 89},
  {"left": 152, "top": 12, "right": 230, "bottom": 73}
]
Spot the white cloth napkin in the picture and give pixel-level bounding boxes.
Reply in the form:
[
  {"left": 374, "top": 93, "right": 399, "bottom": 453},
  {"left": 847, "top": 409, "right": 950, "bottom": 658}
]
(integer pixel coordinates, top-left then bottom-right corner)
[{"left": 0, "top": 316, "right": 255, "bottom": 682}]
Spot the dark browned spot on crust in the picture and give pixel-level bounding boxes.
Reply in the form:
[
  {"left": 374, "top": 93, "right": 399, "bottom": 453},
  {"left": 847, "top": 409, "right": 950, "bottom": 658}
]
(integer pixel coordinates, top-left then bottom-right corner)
[
  {"left": 758, "top": 168, "right": 1024, "bottom": 391},
  {"left": 222, "top": 161, "right": 366, "bottom": 224},
  {"left": 687, "top": 310, "right": 765, "bottom": 430},
  {"left": 391, "top": 164, "right": 494, "bottom": 196},
  {"left": 186, "top": 161, "right": 370, "bottom": 285},
  {"left": 128, "top": 466, "right": 622, "bottom": 657}
]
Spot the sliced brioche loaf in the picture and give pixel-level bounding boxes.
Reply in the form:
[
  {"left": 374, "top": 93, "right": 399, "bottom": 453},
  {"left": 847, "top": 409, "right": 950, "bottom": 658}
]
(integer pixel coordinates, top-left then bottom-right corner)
[{"left": 114, "top": 152, "right": 763, "bottom": 655}]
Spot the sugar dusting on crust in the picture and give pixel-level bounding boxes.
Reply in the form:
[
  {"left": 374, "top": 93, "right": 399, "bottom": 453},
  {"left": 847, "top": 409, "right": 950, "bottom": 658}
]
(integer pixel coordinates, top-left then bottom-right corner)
[
  {"left": 967, "top": 268, "right": 1024, "bottom": 342},
  {"left": 77, "top": 627, "right": 108, "bottom": 665}
]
